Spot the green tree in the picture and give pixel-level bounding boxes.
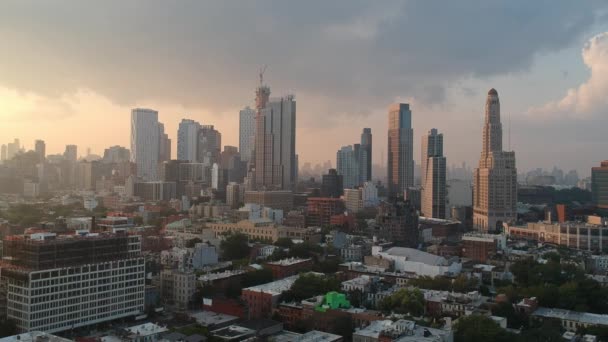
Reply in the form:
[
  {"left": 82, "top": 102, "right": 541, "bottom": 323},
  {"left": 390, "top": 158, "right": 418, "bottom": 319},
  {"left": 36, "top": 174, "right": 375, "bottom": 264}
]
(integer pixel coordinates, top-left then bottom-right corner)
[
  {"left": 452, "top": 274, "right": 478, "bottom": 293},
  {"left": 284, "top": 273, "right": 341, "bottom": 301},
  {"left": 454, "top": 315, "right": 515, "bottom": 342},
  {"left": 379, "top": 288, "right": 425, "bottom": 316},
  {"left": 491, "top": 302, "right": 528, "bottom": 329},
  {"left": 220, "top": 233, "right": 251, "bottom": 260}
]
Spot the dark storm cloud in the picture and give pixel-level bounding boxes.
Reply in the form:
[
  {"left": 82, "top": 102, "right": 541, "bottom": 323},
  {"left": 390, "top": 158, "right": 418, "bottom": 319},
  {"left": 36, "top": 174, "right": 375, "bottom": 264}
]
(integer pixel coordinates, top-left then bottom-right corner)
[{"left": 0, "top": 0, "right": 604, "bottom": 121}]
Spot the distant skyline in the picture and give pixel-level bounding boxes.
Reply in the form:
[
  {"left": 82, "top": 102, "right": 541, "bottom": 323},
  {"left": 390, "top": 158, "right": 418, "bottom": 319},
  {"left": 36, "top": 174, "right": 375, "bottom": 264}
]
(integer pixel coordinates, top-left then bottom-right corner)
[{"left": 1, "top": 2, "right": 608, "bottom": 177}]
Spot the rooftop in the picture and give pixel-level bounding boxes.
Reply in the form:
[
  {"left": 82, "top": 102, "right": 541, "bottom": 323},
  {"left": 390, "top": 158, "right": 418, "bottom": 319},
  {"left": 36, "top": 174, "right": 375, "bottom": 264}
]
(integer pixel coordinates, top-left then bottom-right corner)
[
  {"left": 243, "top": 275, "right": 299, "bottom": 295},
  {"left": 125, "top": 322, "right": 169, "bottom": 337},
  {"left": 199, "top": 270, "right": 246, "bottom": 282},
  {"left": 270, "top": 330, "right": 342, "bottom": 342},
  {"left": 189, "top": 311, "right": 240, "bottom": 327},
  {"left": 0, "top": 332, "right": 71, "bottom": 342},
  {"left": 267, "top": 258, "right": 312, "bottom": 266},
  {"left": 382, "top": 247, "right": 448, "bottom": 266},
  {"left": 533, "top": 307, "right": 608, "bottom": 326},
  {"left": 211, "top": 325, "right": 255, "bottom": 339}
]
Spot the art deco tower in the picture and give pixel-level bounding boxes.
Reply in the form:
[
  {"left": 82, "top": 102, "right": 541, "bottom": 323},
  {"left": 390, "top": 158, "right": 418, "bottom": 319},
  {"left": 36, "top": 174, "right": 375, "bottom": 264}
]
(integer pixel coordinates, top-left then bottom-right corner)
[{"left": 473, "top": 89, "right": 517, "bottom": 232}]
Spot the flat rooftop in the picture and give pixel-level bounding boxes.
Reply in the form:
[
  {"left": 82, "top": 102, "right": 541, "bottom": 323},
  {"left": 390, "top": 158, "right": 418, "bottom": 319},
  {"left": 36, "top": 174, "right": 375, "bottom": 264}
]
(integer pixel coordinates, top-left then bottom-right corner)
[
  {"left": 270, "top": 330, "right": 342, "bottom": 342},
  {"left": 533, "top": 307, "right": 608, "bottom": 326},
  {"left": 190, "top": 311, "right": 239, "bottom": 327},
  {"left": 243, "top": 275, "right": 299, "bottom": 295},
  {"left": 0, "top": 332, "right": 71, "bottom": 342},
  {"left": 125, "top": 322, "right": 169, "bottom": 336},
  {"left": 267, "top": 258, "right": 311, "bottom": 266}
]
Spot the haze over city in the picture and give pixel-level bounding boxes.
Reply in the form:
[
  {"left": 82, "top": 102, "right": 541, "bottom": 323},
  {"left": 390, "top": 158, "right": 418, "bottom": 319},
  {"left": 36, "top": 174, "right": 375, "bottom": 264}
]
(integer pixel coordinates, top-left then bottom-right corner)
[
  {"left": 1, "top": 1, "right": 608, "bottom": 176},
  {"left": 4, "top": 2, "right": 608, "bottom": 342}
]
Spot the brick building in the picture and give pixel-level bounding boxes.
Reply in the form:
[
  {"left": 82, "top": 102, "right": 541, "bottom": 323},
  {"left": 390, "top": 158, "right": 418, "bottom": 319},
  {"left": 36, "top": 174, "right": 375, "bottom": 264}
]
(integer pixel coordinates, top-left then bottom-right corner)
[
  {"left": 460, "top": 233, "right": 506, "bottom": 263},
  {"left": 265, "top": 258, "right": 313, "bottom": 279},
  {"left": 306, "top": 198, "right": 345, "bottom": 227},
  {"left": 241, "top": 275, "right": 299, "bottom": 319}
]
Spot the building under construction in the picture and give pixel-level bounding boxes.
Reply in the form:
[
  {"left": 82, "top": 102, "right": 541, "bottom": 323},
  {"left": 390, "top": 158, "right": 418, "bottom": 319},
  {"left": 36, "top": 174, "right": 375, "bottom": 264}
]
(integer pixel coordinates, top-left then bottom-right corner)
[{"left": 2, "top": 231, "right": 145, "bottom": 333}]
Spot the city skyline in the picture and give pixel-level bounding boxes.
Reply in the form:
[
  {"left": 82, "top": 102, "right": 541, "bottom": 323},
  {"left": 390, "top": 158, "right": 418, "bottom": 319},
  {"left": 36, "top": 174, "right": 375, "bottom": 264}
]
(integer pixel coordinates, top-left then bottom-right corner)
[{"left": 1, "top": 2, "right": 608, "bottom": 176}]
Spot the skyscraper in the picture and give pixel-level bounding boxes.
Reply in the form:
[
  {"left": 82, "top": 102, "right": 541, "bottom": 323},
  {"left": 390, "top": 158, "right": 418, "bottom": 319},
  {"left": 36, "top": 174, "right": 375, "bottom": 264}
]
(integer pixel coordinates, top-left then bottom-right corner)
[
  {"left": 197, "top": 125, "right": 222, "bottom": 166},
  {"left": 321, "top": 168, "right": 343, "bottom": 198},
  {"left": 34, "top": 140, "right": 46, "bottom": 162},
  {"left": 64, "top": 144, "right": 78, "bottom": 162},
  {"left": 103, "top": 145, "right": 130, "bottom": 163},
  {"left": 158, "top": 123, "right": 171, "bottom": 163},
  {"left": 7, "top": 138, "right": 20, "bottom": 160},
  {"left": 337, "top": 145, "right": 361, "bottom": 189},
  {"left": 253, "top": 75, "right": 297, "bottom": 191},
  {"left": 0, "top": 144, "right": 6, "bottom": 162},
  {"left": 387, "top": 103, "right": 414, "bottom": 198},
  {"left": 421, "top": 129, "right": 446, "bottom": 219},
  {"left": 376, "top": 199, "right": 419, "bottom": 248},
  {"left": 473, "top": 89, "right": 517, "bottom": 232},
  {"left": 592, "top": 161, "right": 608, "bottom": 209},
  {"left": 239, "top": 106, "right": 256, "bottom": 162},
  {"left": 360, "top": 128, "right": 372, "bottom": 183},
  {"left": 131, "top": 108, "right": 160, "bottom": 181},
  {"left": 177, "top": 119, "right": 201, "bottom": 162}
]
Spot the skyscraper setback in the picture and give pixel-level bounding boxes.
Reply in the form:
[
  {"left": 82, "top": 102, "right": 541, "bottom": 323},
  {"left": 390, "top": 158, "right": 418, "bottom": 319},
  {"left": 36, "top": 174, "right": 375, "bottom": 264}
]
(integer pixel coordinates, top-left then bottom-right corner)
[
  {"left": 253, "top": 72, "right": 297, "bottom": 191},
  {"left": 387, "top": 103, "right": 414, "bottom": 198},
  {"left": 473, "top": 89, "right": 517, "bottom": 232},
  {"left": 421, "top": 129, "right": 446, "bottom": 219}
]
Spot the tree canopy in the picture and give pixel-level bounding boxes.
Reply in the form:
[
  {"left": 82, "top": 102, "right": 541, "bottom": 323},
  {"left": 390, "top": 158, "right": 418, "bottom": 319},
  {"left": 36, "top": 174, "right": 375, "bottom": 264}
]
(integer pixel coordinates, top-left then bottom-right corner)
[
  {"left": 378, "top": 288, "right": 425, "bottom": 316},
  {"left": 220, "top": 233, "right": 251, "bottom": 261},
  {"left": 283, "top": 273, "right": 341, "bottom": 301},
  {"left": 501, "top": 258, "right": 608, "bottom": 313}
]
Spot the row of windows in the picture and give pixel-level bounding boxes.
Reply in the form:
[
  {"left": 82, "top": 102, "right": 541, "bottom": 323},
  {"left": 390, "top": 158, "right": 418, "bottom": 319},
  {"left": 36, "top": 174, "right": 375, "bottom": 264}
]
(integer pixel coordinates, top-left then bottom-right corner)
[{"left": 30, "top": 259, "right": 144, "bottom": 280}]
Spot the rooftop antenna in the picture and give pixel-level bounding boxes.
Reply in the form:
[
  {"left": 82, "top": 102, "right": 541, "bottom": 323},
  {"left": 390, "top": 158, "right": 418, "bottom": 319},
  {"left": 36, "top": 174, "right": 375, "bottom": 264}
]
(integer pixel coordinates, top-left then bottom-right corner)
[{"left": 259, "top": 65, "right": 267, "bottom": 86}]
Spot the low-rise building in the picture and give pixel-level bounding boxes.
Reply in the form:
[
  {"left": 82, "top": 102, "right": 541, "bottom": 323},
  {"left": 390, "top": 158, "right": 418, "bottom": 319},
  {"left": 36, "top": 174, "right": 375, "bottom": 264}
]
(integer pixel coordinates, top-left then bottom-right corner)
[
  {"left": 123, "top": 322, "right": 169, "bottom": 342},
  {"left": 532, "top": 307, "right": 608, "bottom": 332},
  {"left": 208, "top": 220, "right": 321, "bottom": 243},
  {"left": 265, "top": 258, "right": 313, "bottom": 279},
  {"left": 241, "top": 275, "right": 300, "bottom": 319},
  {"left": 372, "top": 246, "right": 461, "bottom": 277},
  {"left": 341, "top": 275, "right": 379, "bottom": 293},
  {"left": 422, "top": 289, "right": 486, "bottom": 318},
  {"left": 160, "top": 269, "right": 197, "bottom": 311},
  {"left": 461, "top": 232, "right": 507, "bottom": 263},
  {"left": 353, "top": 319, "right": 453, "bottom": 342},
  {"left": 505, "top": 220, "right": 608, "bottom": 252}
]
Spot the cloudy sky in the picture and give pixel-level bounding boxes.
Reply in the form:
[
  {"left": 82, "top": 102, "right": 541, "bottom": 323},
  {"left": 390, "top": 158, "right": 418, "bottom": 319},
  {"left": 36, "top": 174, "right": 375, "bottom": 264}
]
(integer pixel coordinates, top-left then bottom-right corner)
[{"left": 1, "top": 1, "right": 607, "bottom": 177}]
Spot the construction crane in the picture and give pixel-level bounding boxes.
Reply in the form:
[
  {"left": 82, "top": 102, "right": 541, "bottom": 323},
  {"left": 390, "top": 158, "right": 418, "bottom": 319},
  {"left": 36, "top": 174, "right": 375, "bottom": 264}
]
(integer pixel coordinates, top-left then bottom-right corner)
[{"left": 259, "top": 65, "right": 267, "bottom": 86}]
